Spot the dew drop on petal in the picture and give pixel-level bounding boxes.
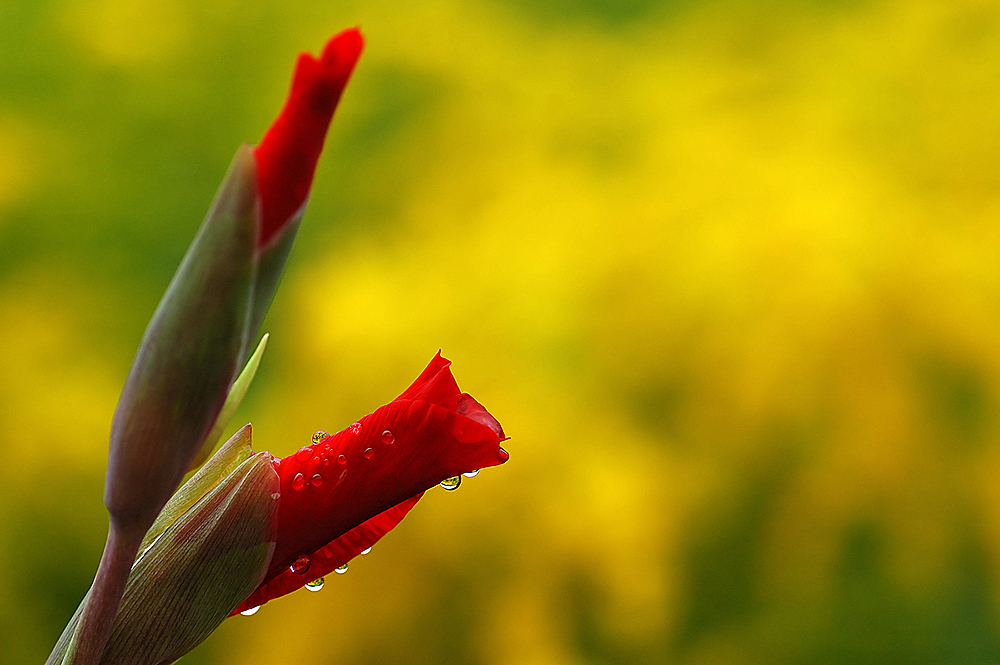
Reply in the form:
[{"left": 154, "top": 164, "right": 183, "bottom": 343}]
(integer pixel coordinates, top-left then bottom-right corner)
[
  {"left": 361, "top": 546, "right": 372, "bottom": 555},
  {"left": 463, "top": 469, "right": 480, "bottom": 478},
  {"left": 440, "top": 476, "right": 462, "bottom": 491},
  {"left": 363, "top": 447, "right": 374, "bottom": 459},
  {"left": 305, "top": 577, "right": 325, "bottom": 592},
  {"left": 381, "top": 429, "right": 395, "bottom": 445},
  {"left": 337, "top": 454, "right": 347, "bottom": 465},
  {"left": 240, "top": 606, "right": 260, "bottom": 616},
  {"left": 291, "top": 473, "right": 305, "bottom": 491},
  {"left": 322, "top": 457, "right": 330, "bottom": 466},
  {"left": 349, "top": 422, "right": 362, "bottom": 435},
  {"left": 311, "top": 473, "right": 324, "bottom": 487},
  {"left": 295, "top": 446, "right": 312, "bottom": 462},
  {"left": 335, "top": 563, "right": 349, "bottom": 574},
  {"left": 290, "top": 554, "right": 311, "bottom": 575},
  {"left": 312, "top": 430, "right": 330, "bottom": 444}
]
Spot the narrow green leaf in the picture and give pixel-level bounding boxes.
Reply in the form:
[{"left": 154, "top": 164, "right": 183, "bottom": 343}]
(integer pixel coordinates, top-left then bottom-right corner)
[{"left": 189, "top": 333, "right": 269, "bottom": 472}]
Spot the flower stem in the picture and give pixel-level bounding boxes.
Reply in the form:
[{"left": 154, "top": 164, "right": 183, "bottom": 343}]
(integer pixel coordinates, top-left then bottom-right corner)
[{"left": 59, "top": 523, "right": 143, "bottom": 665}]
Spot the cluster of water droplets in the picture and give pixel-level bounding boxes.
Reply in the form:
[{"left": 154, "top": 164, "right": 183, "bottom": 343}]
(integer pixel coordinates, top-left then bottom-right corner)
[{"left": 290, "top": 425, "right": 396, "bottom": 494}]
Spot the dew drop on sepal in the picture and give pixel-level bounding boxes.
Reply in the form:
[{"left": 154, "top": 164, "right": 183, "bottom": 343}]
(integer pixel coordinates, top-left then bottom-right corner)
[
  {"left": 311, "top": 473, "right": 324, "bottom": 487},
  {"left": 440, "top": 476, "right": 461, "bottom": 490},
  {"left": 312, "top": 430, "right": 329, "bottom": 444},
  {"left": 335, "top": 563, "right": 348, "bottom": 574},
  {"left": 291, "top": 473, "right": 305, "bottom": 491},
  {"left": 463, "top": 469, "right": 480, "bottom": 478},
  {"left": 361, "top": 546, "right": 372, "bottom": 555},
  {"left": 363, "top": 447, "right": 374, "bottom": 459},
  {"left": 240, "top": 606, "right": 260, "bottom": 616},
  {"left": 381, "top": 429, "right": 395, "bottom": 445},
  {"left": 290, "top": 554, "right": 311, "bottom": 574},
  {"left": 295, "top": 446, "right": 312, "bottom": 462},
  {"left": 337, "top": 454, "right": 347, "bottom": 465},
  {"left": 305, "top": 577, "right": 325, "bottom": 591}
]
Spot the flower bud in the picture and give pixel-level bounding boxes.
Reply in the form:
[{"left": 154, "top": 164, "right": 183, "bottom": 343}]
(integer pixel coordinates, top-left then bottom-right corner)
[{"left": 51, "top": 443, "right": 280, "bottom": 665}]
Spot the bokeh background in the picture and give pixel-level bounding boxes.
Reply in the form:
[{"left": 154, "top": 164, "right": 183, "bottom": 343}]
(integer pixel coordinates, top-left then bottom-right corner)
[{"left": 4, "top": 0, "right": 1000, "bottom": 663}]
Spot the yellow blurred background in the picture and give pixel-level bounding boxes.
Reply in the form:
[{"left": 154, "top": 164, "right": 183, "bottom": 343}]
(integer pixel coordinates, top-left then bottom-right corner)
[{"left": 4, "top": 0, "right": 1000, "bottom": 662}]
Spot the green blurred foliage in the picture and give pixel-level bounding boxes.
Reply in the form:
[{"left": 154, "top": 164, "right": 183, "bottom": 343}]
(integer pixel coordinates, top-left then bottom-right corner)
[{"left": 3, "top": 0, "right": 1000, "bottom": 663}]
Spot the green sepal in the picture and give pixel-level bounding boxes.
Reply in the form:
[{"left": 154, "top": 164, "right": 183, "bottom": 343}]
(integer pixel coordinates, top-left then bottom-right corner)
[
  {"left": 105, "top": 145, "right": 259, "bottom": 533},
  {"left": 51, "top": 452, "right": 280, "bottom": 665},
  {"left": 142, "top": 423, "right": 255, "bottom": 554},
  {"left": 188, "top": 333, "right": 269, "bottom": 472}
]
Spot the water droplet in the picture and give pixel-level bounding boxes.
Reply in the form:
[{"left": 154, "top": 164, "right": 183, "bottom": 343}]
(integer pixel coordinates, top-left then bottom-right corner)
[
  {"left": 335, "top": 563, "right": 349, "bottom": 574},
  {"left": 305, "top": 577, "right": 325, "bottom": 592},
  {"left": 270, "top": 492, "right": 281, "bottom": 500},
  {"left": 462, "top": 469, "right": 480, "bottom": 478},
  {"left": 240, "top": 605, "right": 260, "bottom": 616},
  {"left": 291, "top": 473, "right": 305, "bottom": 491},
  {"left": 361, "top": 546, "right": 372, "bottom": 555},
  {"left": 363, "top": 447, "right": 374, "bottom": 459},
  {"left": 295, "top": 446, "right": 312, "bottom": 462},
  {"left": 322, "top": 457, "right": 330, "bottom": 466},
  {"left": 337, "top": 454, "right": 347, "bottom": 465},
  {"left": 440, "top": 476, "right": 462, "bottom": 491},
  {"left": 312, "top": 430, "right": 330, "bottom": 444},
  {"left": 381, "top": 429, "right": 395, "bottom": 445},
  {"left": 349, "top": 422, "right": 363, "bottom": 435},
  {"left": 289, "top": 554, "right": 311, "bottom": 575},
  {"left": 311, "top": 473, "right": 324, "bottom": 487}
]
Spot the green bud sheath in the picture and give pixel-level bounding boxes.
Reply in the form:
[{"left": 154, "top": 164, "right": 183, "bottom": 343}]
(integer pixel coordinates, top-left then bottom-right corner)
[
  {"left": 105, "top": 146, "right": 258, "bottom": 534},
  {"left": 143, "top": 423, "right": 255, "bottom": 553}
]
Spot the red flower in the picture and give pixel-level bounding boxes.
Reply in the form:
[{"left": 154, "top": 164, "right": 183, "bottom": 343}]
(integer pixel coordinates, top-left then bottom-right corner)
[
  {"left": 233, "top": 353, "right": 508, "bottom": 614},
  {"left": 254, "top": 27, "right": 364, "bottom": 248}
]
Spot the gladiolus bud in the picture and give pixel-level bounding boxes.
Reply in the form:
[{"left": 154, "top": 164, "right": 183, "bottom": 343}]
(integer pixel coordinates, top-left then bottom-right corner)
[{"left": 50, "top": 431, "right": 280, "bottom": 665}]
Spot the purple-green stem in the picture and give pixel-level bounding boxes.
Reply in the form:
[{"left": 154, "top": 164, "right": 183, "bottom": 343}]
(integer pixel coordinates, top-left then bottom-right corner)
[{"left": 63, "top": 524, "right": 144, "bottom": 665}]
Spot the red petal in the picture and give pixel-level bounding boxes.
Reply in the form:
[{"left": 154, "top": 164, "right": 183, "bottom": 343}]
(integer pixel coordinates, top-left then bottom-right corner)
[
  {"left": 458, "top": 392, "right": 506, "bottom": 440},
  {"left": 254, "top": 28, "right": 363, "bottom": 248},
  {"left": 263, "top": 354, "right": 506, "bottom": 584},
  {"left": 394, "top": 350, "right": 457, "bottom": 407},
  {"left": 231, "top": 493, "right": 422, "bottom": 615}
]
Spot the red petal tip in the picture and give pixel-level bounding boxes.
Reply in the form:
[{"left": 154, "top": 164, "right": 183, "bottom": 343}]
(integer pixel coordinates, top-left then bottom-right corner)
[
  {"left": 322, "top": 27, "right": 364, "bottom": 67},
  {"left": 254, "top": 28, "right": 364, "bottom": 248}
]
